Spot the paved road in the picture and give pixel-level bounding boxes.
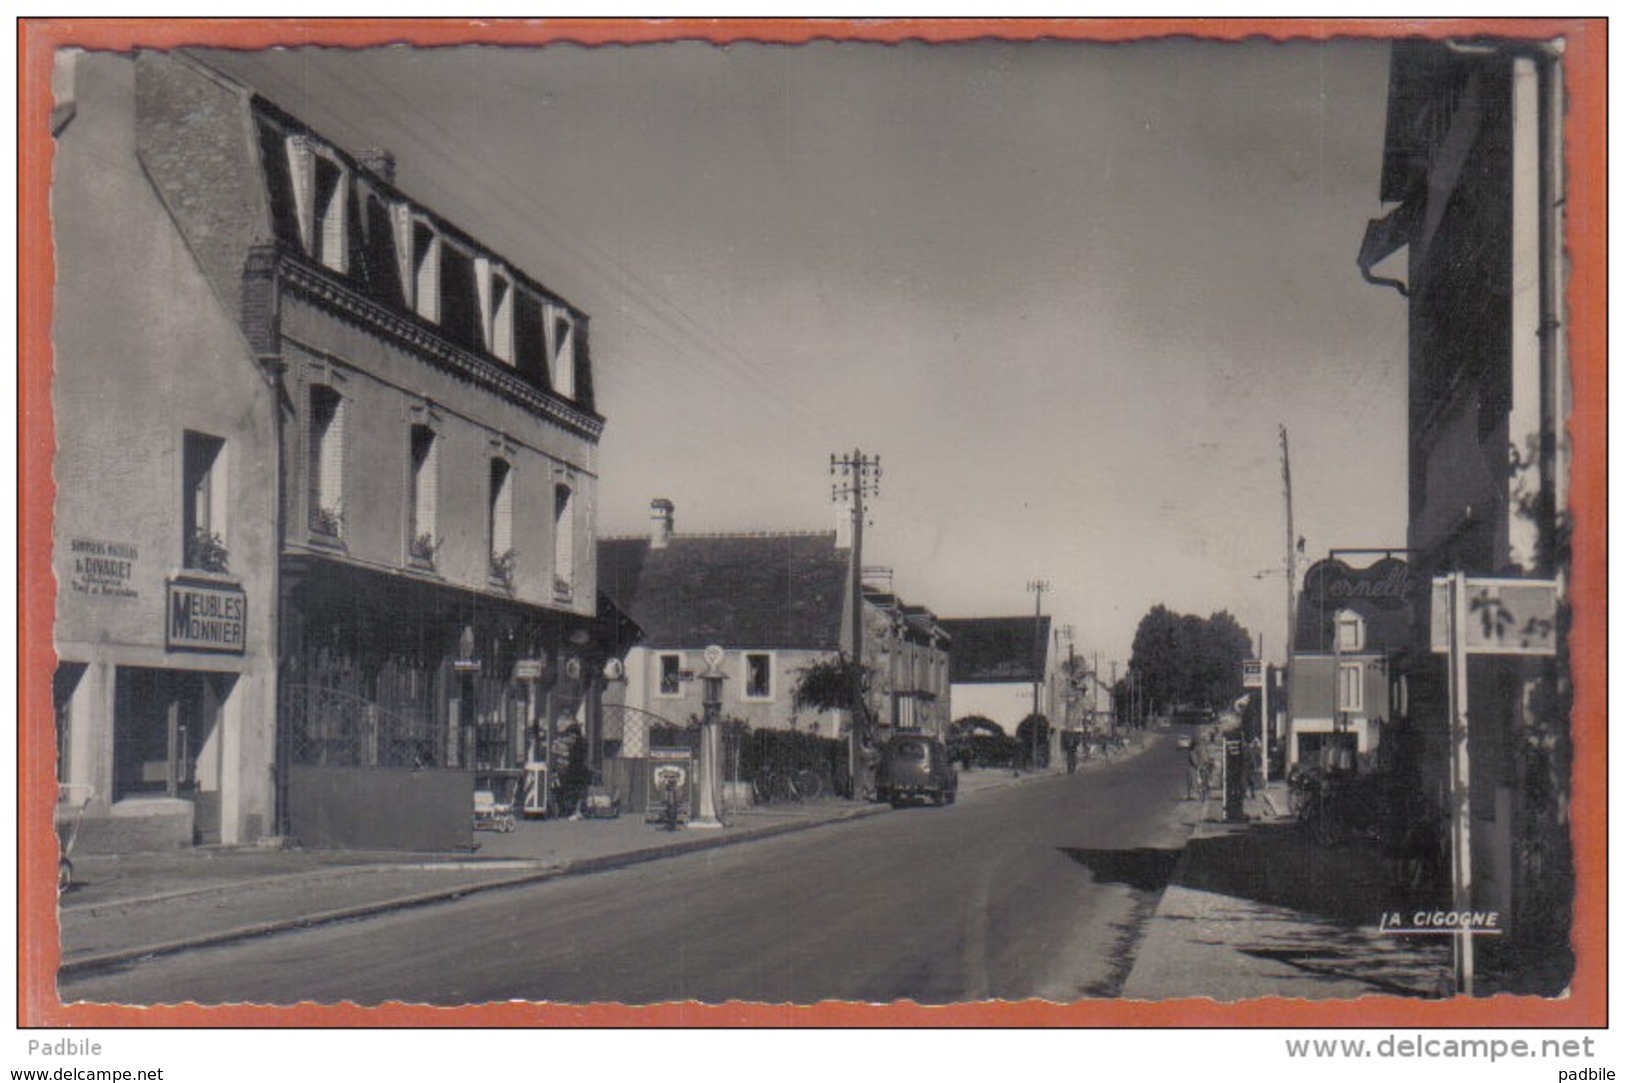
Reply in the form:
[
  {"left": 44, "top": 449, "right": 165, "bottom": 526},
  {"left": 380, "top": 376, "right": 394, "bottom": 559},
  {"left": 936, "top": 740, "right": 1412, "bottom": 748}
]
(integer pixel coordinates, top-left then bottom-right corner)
[{"left": 62, "top": 736, "right": 1193, "bottom": 1006}]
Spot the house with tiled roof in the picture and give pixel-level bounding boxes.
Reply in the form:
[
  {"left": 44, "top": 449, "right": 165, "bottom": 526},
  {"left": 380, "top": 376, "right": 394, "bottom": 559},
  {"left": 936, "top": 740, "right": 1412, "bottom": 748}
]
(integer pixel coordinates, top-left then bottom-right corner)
[
  {"left": 939, "top": 615, "right": 1053, "bottom": 734},
  {"left": 597, "top": 500, "right": 951, "bottom": 751}
]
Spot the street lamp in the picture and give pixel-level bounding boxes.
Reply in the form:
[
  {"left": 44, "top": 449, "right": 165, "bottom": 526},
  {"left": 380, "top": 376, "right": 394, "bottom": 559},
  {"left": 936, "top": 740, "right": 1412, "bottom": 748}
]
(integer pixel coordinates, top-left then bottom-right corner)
[{"left": 690, "top": 644, "right": 727, "bottom": 829}]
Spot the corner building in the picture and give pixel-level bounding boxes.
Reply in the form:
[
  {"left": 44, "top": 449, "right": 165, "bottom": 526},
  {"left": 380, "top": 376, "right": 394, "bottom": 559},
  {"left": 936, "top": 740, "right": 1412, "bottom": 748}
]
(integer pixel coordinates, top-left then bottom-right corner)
[{"left": 51, "top": 51, "right": 612, "bottom": 851}]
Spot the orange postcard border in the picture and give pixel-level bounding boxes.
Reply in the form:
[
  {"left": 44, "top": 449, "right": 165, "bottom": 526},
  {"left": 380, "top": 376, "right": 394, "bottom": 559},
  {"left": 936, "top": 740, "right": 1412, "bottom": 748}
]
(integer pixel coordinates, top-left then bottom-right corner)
[{"left": 16, "top": 16, "right": 1607, "bottom": 1028}]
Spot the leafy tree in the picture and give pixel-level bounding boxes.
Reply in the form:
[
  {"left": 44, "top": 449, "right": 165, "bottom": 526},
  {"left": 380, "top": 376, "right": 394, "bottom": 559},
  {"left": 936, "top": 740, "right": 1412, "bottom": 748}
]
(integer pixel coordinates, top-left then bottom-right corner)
[
  {"left": 1014, "top": 713, "right": 1050, "bottom": 769},
  {"left": 792, "top": 653, "right": 877, "bottom": 734},
  {"left": 1128, "top": 605, "right": 1254, "bottom": 714}
]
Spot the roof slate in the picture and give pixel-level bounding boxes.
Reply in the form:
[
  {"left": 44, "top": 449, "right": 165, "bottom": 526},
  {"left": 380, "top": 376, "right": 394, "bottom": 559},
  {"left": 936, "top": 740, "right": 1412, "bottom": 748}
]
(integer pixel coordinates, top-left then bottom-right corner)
[{"left": 597, "top": 533, "right": 849, "bottom": 650}]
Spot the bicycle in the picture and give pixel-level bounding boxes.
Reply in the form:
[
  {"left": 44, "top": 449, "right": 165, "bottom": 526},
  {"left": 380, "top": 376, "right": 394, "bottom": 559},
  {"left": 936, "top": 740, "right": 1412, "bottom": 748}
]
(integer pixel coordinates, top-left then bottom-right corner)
[
  {"left": 1195, "top": 760, "right": 1215, "bottom": 802},
  {"left": 752, "top": 764, "right": 823, "bottom": 804}
]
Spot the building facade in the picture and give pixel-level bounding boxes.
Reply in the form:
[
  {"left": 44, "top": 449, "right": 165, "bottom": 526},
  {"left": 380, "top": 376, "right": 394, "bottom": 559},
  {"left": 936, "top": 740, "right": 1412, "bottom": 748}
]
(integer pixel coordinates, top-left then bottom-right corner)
[
  {"left": 939, "top": 616, "right": 1053, "bottom": 735},
  {"left": 51, "top": 50, "right": 615, "bottom": 851},
  {"left": 1362, "top": 37, "right": 1572, "bottom": 992},
  {"left": 51, "top": 50, "right": 283, "bottom": 851},
  {"left": 1286, "top": 555, "right": 1416, "bottom": 770},
  {"left": 597, "top": 500, "right": 951, "bottom": 745}
]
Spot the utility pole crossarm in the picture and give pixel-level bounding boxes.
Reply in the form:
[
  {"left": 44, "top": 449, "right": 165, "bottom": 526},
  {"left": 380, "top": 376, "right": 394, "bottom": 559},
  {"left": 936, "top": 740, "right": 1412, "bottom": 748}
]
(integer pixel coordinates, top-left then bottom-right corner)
[{"left": 831, "top": 449, "right": 882, "bottom": 794}]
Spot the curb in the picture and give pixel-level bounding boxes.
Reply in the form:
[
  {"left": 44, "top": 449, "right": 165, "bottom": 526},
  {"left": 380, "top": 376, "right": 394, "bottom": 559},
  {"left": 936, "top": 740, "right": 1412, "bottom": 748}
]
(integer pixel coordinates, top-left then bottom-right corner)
[{"left": 58, "top": 801, "right": 892, "bottom": 977}]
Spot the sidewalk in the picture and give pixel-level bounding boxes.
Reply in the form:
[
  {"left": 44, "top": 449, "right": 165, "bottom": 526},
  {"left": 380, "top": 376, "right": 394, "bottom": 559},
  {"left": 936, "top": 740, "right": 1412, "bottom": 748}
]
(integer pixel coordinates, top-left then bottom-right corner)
[
  {"left": 56, "top": 764, "right": 1052, "bottom": 975},
  {"left": 1121, "top": 783, "right": 1453, "bottom": 1001}
]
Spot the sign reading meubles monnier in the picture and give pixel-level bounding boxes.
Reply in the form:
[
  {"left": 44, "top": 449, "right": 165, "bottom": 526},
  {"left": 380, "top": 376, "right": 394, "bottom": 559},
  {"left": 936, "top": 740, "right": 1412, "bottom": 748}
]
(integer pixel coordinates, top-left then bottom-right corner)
[{"left": 166, "top": 579, "right": 247, "bottom": 654}]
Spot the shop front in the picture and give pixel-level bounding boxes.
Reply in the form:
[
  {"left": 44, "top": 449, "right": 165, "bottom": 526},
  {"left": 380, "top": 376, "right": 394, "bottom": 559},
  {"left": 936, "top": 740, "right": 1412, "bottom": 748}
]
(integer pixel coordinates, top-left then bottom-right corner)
[
  {"left": 55, "top": 570, "right": 276, "bottom": 853},
  {"left": 277, "top": 557, "right": 627, "bottom": 848}
]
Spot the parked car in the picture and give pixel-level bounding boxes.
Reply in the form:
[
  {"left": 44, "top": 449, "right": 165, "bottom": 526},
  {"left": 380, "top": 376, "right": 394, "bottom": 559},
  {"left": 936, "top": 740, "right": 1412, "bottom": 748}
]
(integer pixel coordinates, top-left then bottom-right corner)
[{"left": 877, "top": 733, "right": 958, "bottom": 808}]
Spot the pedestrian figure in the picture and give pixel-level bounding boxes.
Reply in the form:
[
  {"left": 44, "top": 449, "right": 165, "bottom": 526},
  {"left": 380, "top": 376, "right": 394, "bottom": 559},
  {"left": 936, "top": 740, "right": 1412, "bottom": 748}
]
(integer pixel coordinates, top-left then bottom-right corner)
[
  {"left": 1247, "top": 736, "right": 1263, "bottom": 797},
  {"left": 1065, "top": 735, "right": 1078, "bottom": 775},
  {"left": 1186, "top": 740, "right": 1204, "bottom": 800}
]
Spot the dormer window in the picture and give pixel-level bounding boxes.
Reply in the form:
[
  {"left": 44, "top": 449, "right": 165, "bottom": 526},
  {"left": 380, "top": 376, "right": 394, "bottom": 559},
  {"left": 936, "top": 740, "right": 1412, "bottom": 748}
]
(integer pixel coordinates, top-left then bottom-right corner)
[
  {"left": 411, "top": 219, "right": 440, "bottom": 323},
  {"left": 478, "top": 258, "right": 515, "bottom": 364},
  {"left": 286, "top": 136, "right": 349, "bottom": 273},
  {"left": 1334, "top": 610, "right": 1365, "bottom": 652},
  {"left": 547, "top": 307, "right": 576, "bottom": 400},
  {"left": 439, "top": 242, "right": 479, "bottom": 351}
]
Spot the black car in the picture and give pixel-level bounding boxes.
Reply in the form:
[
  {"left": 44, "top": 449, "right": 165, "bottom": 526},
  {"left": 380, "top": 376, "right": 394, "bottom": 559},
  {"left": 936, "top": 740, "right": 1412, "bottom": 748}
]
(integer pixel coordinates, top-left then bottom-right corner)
[{"left": 876, "top": 733, "right": 958, "bottom": 808}]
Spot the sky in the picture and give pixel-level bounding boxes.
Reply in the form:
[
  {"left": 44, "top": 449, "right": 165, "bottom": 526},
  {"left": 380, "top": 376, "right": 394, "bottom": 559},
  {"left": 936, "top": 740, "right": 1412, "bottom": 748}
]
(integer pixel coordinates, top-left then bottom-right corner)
[{"left": 198, "top": 32, "right": 1410, "bottom": 671}]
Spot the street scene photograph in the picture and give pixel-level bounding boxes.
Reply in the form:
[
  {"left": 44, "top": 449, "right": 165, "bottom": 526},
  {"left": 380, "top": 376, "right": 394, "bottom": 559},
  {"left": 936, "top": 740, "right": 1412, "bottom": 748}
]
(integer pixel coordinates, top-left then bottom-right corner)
[{"left": 19, "top": 17, "right": 1603, "bottom": 1030}]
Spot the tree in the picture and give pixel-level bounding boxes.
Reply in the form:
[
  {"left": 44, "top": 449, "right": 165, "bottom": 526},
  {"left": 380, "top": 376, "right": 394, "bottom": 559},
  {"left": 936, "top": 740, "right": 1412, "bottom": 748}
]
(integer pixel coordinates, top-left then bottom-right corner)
[
  {"left": 1014, "top": 713, "right": 1050, "bottom": 769},
  {"left": 791, "top": 653, "right": 876, "bottom": 733},
  {"left": 1128, "top": 605, "right": 1254, "bottom": 715}
]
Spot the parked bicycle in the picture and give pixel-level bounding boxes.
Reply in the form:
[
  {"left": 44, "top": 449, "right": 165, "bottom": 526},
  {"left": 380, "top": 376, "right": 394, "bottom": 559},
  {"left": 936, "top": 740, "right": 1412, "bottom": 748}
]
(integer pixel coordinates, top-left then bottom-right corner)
[
  {"left": 1292, "top": 765, "right": 1382, "bottom": 847},
  {"left": 56, "top": 783, "right": 94, "bottom": 893},
  {"left": 752, "top": 763, "right": 823, "bottom": 804}
]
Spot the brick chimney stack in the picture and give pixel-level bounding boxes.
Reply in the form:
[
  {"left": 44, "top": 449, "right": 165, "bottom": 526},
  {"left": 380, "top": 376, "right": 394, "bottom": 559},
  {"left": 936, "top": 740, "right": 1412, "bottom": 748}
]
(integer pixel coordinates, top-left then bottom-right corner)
[
  {"left": 650, "top": 498, "right": 675, "bottom": 550},
  {"left": 359, "top": 147, "right": 397, "bottom": 185}
]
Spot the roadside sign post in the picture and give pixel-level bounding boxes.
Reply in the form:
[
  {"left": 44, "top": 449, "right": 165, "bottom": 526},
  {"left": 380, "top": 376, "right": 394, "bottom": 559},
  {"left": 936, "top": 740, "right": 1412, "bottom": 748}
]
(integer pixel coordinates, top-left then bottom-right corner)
[
  {"left": 1243, "top": 655, "right": 1265, "bottom": 782},
  {"left": 1431, "top": 573, "right": 1558, "bottom": 996},
  {"left": 1445, "top": 572, "right": 1475, "bottom": 997}
]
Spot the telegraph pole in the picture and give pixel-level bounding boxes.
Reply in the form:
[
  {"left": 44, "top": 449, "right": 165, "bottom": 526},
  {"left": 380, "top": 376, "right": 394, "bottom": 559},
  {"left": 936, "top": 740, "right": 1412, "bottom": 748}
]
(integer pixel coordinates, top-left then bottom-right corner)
[
  {"left": 1027, "top": 578, "right": 1049, "bottom": 768},
  {"left": 1280, "top": 425, "right": 1297, "bottom": 765},
  {"left": 832, "top": 449, "right": 882, "bottom": 796}
]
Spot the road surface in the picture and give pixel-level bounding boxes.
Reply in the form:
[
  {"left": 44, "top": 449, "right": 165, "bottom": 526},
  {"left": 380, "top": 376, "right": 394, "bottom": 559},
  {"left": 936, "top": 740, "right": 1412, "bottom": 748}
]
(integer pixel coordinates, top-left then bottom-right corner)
[{"left": 62, "top": 734, "right": 1194, "bottom": 1005}]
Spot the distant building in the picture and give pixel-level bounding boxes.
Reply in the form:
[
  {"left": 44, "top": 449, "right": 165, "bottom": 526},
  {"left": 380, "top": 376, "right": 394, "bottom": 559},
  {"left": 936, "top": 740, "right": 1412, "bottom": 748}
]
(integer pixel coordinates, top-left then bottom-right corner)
[
  {"left": 597, "top": 500, "right": 951, "bottom": 745},
  {"left": 1286, "top": 555, "right": 1415, "bottom": 770},
  {"left": 862, "top": 590, "right": 953, "bottom": 739},
  {"left": 939, "top": 616, "right": 1052, "bottom": 734}
]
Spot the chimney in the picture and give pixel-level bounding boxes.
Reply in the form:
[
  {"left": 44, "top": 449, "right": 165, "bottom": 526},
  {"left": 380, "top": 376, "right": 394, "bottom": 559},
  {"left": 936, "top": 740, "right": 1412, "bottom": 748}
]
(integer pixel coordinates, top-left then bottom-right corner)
[
  {"left": 650, "top": 498, "right": 675, "bottom": 549},
  {"left": 359, "top": 147, "right": 397, "bottom": 185}
]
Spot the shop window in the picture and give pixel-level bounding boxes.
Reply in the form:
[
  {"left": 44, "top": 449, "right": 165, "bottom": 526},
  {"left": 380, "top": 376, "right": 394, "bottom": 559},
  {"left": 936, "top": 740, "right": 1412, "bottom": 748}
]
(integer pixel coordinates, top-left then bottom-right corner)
[
  {"left": 743, "top": 653, "right": 774, "bottom": 700},
  {"left": 308, "top": 386, "right": 345, "bottom": 537},
  {"left": 408, "top": 425, "right": 439, "bottom": 565},
  {"left": 488, "top": 459, "right": 514, "bottom": 586},
  {"left": 182, "top": 431, "right": 228, "bottom": 572},
  {"left": 657, "top": 653, "right": 683, "bottom": 697},
  {"left": 553, "top": 483, "right": 574, "bottom": 599}
]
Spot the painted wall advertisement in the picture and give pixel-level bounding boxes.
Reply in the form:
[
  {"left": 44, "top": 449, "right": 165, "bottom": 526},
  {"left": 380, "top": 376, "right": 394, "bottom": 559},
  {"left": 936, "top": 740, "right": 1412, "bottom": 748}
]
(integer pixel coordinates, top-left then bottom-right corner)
[{"left": 65, "top": 536, "right": 140, "bottom": 599}]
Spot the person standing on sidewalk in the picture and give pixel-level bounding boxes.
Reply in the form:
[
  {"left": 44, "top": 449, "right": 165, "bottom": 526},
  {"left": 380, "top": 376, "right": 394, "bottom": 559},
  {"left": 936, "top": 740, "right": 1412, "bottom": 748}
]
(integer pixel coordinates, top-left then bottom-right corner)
[{"left": 1186, "top": 740, "right": 1205, "bottom": 800}]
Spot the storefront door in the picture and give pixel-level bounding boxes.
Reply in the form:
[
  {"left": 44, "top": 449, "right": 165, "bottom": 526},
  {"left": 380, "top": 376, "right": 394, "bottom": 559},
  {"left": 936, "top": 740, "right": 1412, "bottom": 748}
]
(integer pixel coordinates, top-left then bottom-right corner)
[{"left": 113, "top": 667, "right": 227, "bottom": 842}]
